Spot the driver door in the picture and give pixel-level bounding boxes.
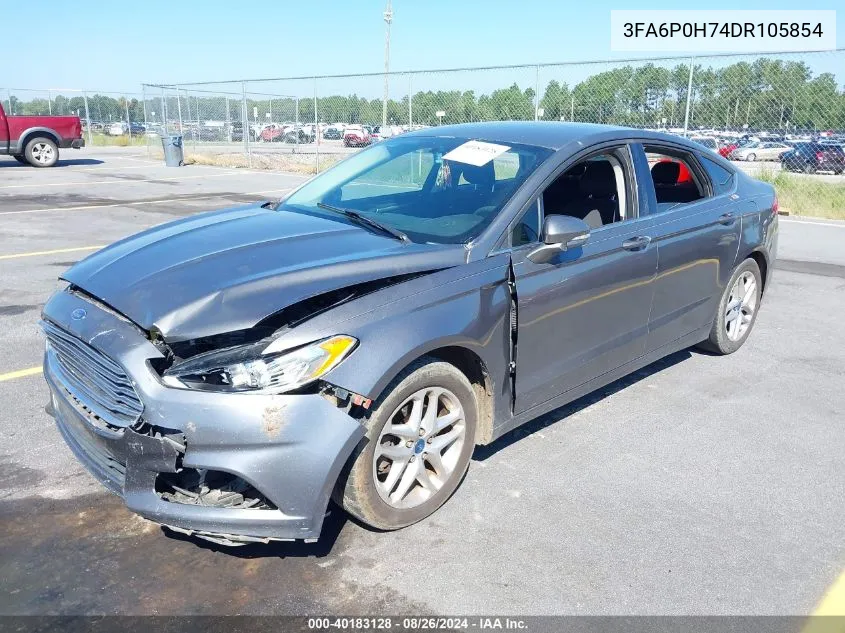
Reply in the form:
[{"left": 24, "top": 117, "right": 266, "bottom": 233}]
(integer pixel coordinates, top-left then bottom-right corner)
[{"left": 509, "top": 145, "right": 658, "bottom": 414}]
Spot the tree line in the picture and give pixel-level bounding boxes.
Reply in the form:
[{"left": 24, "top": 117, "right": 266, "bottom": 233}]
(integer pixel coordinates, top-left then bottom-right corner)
[{"left": 6, "top": 57, "right": 844, "bottom": 132}]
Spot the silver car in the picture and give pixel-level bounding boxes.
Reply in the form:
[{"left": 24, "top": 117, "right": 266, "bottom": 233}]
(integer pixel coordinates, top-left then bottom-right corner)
[{"left": 41, "top": 122, "right": 778, "bottom": 546}]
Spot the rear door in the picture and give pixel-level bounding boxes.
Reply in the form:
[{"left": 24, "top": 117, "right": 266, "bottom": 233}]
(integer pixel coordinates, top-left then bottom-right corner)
[{"left": 633, "top": 143, "right": 744, "bottom": 354}]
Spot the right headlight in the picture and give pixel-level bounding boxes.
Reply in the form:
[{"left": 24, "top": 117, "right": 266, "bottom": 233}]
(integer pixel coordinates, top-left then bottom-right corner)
[{"left": 163, "top": 335, "right": 358, "bottom": 394}]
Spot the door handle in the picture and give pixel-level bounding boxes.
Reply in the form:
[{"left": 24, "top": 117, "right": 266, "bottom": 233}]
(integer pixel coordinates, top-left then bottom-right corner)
[
  {"left": 622, "top": 236, "right": 651, "bottom": 251},
  {"left": 718, "top": 212, "right": 736, "bottom": 225}
]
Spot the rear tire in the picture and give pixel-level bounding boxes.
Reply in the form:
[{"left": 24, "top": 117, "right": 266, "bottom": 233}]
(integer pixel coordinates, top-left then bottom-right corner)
[
  {"left": 339, "top": 357, "right": 477, "bottom": 530},
  {"left": 12, "top": 155, "right": 27, "bottom": 165},
  {"left": 24, "top": 137, "right": 59, "bottom": 167},
  {"left": 697, "top": 258, "right": 762, "bottom": 355},
  {"left": 746, "top": 153, "right": 756, "bottom": 162}
]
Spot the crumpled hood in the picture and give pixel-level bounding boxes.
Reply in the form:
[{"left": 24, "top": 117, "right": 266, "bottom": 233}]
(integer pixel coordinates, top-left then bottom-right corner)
[{"left": 61, "top": 204, "right": 465, "bottom": 341}]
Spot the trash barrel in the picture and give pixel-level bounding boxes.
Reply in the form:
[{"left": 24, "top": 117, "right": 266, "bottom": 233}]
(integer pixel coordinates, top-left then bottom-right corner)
[{"left": 161, "top": 135, "right": 184, "bottom": 167}]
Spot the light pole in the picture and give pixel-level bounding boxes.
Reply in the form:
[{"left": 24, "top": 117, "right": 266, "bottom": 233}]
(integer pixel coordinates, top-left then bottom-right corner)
[{"left": 382, "top": 0, "right": 393, "bottom": 128}]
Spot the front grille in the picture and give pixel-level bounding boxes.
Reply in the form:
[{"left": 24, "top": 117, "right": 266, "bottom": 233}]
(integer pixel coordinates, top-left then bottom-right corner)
[
  {"left": 42, "top": 320, "right": 143, "bottom": 428},
  {"left": 54, "top": 408, "right": 127, "bottom": 492}
]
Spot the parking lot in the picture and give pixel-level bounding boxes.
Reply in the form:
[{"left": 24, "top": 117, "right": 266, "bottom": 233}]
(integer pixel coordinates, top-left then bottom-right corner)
[{"left": 1, "top": 148, "right": 844, "bottom": 616}]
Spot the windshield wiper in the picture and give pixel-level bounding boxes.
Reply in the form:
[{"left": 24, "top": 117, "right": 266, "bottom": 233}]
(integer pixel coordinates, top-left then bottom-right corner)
[{"left": 317, "top": 202, "right": 410, "bottom": 243}]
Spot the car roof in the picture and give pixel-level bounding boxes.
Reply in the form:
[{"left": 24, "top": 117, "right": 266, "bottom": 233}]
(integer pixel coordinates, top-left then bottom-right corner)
[{"left": 403, "top": 121, "right": 706, "bottom": 152}]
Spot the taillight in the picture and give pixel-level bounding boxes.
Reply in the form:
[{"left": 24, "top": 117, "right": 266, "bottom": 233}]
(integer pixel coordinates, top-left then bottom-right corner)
[
  {"left": 772, "top": 194, "right": 779, "bottom": 215},
  {"left": 816, "top": 151, "right": 824, "bottom": 161}
]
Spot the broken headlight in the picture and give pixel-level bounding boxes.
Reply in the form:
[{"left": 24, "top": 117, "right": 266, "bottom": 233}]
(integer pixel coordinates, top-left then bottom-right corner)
[{"left": 162, "top": 335, "right": 357, "bottom": 394}]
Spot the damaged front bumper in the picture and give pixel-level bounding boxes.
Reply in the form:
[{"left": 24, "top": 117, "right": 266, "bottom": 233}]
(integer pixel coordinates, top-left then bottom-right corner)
[{"left": 42, "top": 289, "right": 365, "bottom": 545}]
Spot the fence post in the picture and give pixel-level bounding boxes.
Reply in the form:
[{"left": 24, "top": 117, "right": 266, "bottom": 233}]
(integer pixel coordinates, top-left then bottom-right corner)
[
  {"left": 83, "top": 91, "right": 93, "bottom": 147},
  {"left": 225, "top": 96, "right": 230, "bottom": 142},
  {"left": 176, "top": 90, "right": 183, "bottom": 135},
  {"left": 48, "top": 89, "right": 52, "bottom": 115},
  {"left": 314, "top": 77, "right": 320, "bottom": 173},
  {"left": 294, "top": 97, "right": 299, "bottom": 154},
  {"left": 125, "top": 96, "right": 132, "bottom": 142},
  {"left": 682, "top": 57, "right": 694, "bottom": 137},
  {"left": 5, "top": 88, "right": 11, "bottom": 115},
  {"left": 160, "top": 89, "right": 167, "bottom": 136},
  {"left": 241, "top": 81, "right": 251, "bottom": 168},
  {"left": 142, "top": 85, "right": 149, "bottom": 156},
  {"left": 534, "top": 65, "right": 540, "bottom": 121},
  {"left": 570, "top": 95, "right": 574, "bottom": 122},
  {"left": 408, "top": 74, "right": 412, "bottom": 127}
]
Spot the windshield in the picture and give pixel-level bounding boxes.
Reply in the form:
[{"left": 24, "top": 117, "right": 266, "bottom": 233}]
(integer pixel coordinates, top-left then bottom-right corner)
[{"left": 280, "top": 135, "right": 552, "bottom": 244}]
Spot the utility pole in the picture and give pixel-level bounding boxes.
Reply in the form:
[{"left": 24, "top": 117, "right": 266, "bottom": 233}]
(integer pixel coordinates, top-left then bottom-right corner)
[{"left": 382, "top": 0, "right": 393, "bottom": 128}]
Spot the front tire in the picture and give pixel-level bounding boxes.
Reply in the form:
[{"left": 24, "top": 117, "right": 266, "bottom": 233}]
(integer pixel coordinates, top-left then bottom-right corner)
[
  {"left": 12, "top": 155, "right": 28, "bottom": 165},
  {"left": 339, "top": 358, "right": 477, "bottom": 530},
  {"left": 24, "top": 137, "right": 59, "bottom": 167},
  {"left": 698, "top": 258, "right": 762, "bottom": 355},
  {"left": 746, "top": 153, "right": 756, "bottom": 162}
]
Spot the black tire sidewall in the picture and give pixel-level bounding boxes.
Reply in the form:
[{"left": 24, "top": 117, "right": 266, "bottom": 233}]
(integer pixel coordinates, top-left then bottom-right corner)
[
  {"left": 342, "top": 359, "right": 478, "bottom": 530},
  {"left": 25, "top": 137, "right": 58, "bottom": 168},
  {"left": 708, "top": 258, "right": 762, "bottom": 354}
]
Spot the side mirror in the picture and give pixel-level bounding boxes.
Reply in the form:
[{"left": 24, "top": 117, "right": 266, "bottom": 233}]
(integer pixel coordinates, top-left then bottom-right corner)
[{"left": 527, "top": 215, "right": 590, "bottom": 264}]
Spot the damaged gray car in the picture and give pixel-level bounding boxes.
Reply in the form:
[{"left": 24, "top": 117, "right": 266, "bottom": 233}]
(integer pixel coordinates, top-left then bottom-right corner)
[{"left": 41, "top": 122, "right": 778, "bottom": 545}]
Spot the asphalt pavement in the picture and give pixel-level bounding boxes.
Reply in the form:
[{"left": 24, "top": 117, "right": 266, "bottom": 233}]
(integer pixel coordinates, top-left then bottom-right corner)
[{"left": 0, "top": 148, "right": 843, "bottom": 616}]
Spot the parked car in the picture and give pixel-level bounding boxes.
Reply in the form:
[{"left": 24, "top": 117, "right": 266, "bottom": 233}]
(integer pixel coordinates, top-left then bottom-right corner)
[
  {"left": 184, "top": 126, "right": 226, "bottom": 142},
  {"left": 107, "top": 122, "right": 128, "bottom": 136},
  {"left": 729, "top": 141, "right": 792, "bottom": 162},
  {"left": 260, "top": 124, "right": 285, "bottom": 142},
  {"left": 780, "top": 142, "right": 845, "bottom": 174},
  {"left": 129, "top": 122, "right": 146, "bottom": 135},
  {"left": 323, "top": 126, "right": 344, "bottom": 140},
  {"left": 0, "top": 101, "right": 84, "bottom": 167},
  {"left": 343, "top": 125, "right": 371, "bottom": 147},
  {"left": 718, "top": 142, "right": 738, "bottom": 158},
  {"left": 373, "top": 125, "right": 403, "bottom": 142},
  {"left": 41, "top": 122, "right": 777, "bottom": 546},
  {"left": 689, "top": 136, "right": 718, "bottom": 153},
  {"left": 284, "top": 125, "right": 315, "bottom": 144}
]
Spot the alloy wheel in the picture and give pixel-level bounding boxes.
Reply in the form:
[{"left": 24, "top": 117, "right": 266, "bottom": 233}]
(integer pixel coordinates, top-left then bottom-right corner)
[
  {"left": 31, "top": 142, "right": 55, "bottom": 165},
  {"left": 725, "top": 271, "right": 757, "bottom": 341},
  {"left": 373, "top": 386, "right": 466, "bottom": 509}
]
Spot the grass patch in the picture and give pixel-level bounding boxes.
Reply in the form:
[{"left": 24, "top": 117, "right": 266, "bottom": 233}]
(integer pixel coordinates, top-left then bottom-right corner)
[
  {"left": 181, "top": 151, "right": 339, "bottom": 174},
  {"left": 87, "top": 133, "right": 149, "bottom": 147},
  {"left": 757, "top": 167, "right": 845, "bottom": 220}
]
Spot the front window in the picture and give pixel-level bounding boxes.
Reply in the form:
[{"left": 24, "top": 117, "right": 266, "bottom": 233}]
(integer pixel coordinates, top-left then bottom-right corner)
[{"left": 281, "top": 136, "right": 552, "bottom": 244}]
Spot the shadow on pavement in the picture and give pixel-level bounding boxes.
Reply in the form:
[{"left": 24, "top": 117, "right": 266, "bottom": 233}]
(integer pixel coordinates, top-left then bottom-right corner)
[
  {"left": 474, "top": 349, "right": 693, "bottom": 461},
  {"left": 0, "top": 158, "right": 104, "bottom": 168}
]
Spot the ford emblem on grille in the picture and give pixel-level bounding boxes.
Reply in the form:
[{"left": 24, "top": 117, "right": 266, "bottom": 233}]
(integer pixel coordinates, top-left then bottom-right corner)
[{"left": 71, "top": 308, "right": 87, "bottom": 321}]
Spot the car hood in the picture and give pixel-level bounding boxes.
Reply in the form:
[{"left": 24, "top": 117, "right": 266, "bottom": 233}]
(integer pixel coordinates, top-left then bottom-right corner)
[{"left": 61, "top": 204, "right": 465, "bottom": 342}]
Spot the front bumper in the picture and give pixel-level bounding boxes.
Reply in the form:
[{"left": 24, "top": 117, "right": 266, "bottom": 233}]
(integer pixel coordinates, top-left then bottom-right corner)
[{"left": 42, "top": 289, "right": 365, "bottom": 544}]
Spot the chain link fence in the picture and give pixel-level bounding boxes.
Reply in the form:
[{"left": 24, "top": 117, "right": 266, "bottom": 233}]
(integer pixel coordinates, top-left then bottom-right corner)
[
  {"left": 4, "top": 50, "right": 842, "bottom": 216},
  {"left": 140, "top": 50, "right": 844, "bottom": 216}
]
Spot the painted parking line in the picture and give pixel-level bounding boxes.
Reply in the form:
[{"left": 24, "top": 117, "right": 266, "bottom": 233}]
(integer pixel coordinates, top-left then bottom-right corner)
[
  {"left": 0, "top": 366, "right": 41, "bottom": 383},
  {"left": 0, "top": 170, "right": 256, "bottom": 189},
  {"left": 780, "top": 218, "right": 845, "bottom": 229},
  {"left": 0, "top": 245, "right": 105, "bottom": 261},
  {"left": 0, "top": 188, "right": 293, "bottom": 216},
  {"left": 811, "top": 570, "right": 845, "bottom": 616}
]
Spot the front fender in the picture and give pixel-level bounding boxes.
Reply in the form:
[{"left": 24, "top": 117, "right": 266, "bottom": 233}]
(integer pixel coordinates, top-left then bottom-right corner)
[{"left": 328, "top": 255, "right": 511, "bottom": 402}]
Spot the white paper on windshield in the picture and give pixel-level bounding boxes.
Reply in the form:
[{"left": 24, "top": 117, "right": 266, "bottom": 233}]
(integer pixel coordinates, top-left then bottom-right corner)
[{"left": 443, "top": 140, "right": 511, "bottom": 166}]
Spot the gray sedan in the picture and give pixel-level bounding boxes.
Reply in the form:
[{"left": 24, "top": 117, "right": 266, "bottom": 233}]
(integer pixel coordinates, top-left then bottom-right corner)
[{"left": 41, "top": 122, "right": 778, "bottom": 545}]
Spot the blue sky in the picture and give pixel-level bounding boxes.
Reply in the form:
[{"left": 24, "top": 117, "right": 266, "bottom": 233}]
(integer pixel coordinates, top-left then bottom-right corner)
[{"left": 3, "top": 0, "right": 842, "bottom": 93}]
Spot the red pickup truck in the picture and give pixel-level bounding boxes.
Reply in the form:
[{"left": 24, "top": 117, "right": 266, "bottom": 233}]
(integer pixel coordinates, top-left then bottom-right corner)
[{"left": 0, "top": 102, "right": 85, "bottom": 167}]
